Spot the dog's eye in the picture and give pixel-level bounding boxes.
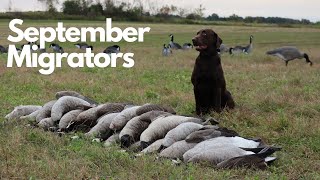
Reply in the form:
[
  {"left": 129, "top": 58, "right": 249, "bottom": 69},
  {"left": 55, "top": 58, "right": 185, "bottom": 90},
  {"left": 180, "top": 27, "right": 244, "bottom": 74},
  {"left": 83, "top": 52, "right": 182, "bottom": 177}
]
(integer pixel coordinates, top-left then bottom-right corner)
[{"left": 202, "top": 31, "right": 207, "bottom": 36}]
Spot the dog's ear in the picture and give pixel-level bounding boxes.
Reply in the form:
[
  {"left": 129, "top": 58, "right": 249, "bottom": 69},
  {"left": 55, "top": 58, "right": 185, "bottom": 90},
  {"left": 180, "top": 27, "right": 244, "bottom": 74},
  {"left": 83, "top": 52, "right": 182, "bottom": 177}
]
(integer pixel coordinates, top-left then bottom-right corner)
[{"left": 214, "top": 32, "right": 223, "bottom": 48}]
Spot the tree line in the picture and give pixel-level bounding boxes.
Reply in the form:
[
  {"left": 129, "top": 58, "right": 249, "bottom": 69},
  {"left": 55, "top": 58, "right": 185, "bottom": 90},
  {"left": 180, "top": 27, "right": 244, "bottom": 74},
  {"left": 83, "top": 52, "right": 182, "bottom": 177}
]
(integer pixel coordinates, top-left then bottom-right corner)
[{"left": 2, "top": 0, "right": 318, "bottom": 25}]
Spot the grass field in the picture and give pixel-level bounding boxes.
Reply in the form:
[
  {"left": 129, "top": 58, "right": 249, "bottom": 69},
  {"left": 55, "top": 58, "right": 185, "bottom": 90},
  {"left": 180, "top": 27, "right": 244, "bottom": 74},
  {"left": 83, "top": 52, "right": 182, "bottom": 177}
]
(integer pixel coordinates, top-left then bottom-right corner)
[{"left": 0, "top": 19, "right": 320, "bottom": 179}]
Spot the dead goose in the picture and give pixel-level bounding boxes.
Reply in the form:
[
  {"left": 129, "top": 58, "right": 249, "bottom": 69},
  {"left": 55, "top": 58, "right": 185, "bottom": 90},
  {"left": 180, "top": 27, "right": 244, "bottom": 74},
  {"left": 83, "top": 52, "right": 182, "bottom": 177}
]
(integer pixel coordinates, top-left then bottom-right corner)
[
  {"left": 36, "top": 100, "right": 57, "bottom": 123},
  {"left": 51, "top": 96, "right": 92, "bottom": 122},
  {"left": 159, "top": 122, "right": 203, "bottom": 151},
  {"left": 136, "top": 103, "right": 176, "bottom": 116},
  {"left": 58, "top": 109, "right": 83, "bottom": 130},
  {"left": 55, "top": 91, "right": 98, "bottom": 105},
  {"left": 140, "top": 139, "right": 164, "bottom": 154},
  {"left": 159, "top": 140, "right": 197, "bottom": 159},
  {"left": 119, "top": 111, "right": 171, "bottom": 148},
  {"left": 266, "top": 46, "right": 313, "bottom": 66},
  {"left": 104, "top": 133, "right": 120, "bottom": 147},
  {"left": 85, "top": 113, "right": 119, "bottom": 140},
  {"left": 183, "top": 136, "right": 262, "bottom": 162},
  {"left": 109, "top": 106, "right": 141, "bottom": 131},
  {"left": 185, "top": 126, "right": 239, "bottom": 143},
  {"left": 67, "top": 103, "right": 126, "bottom": 131},
  {"left": 217, "top": 147, "right": 278, "bottom": 170},
  {"left": 186, "top": 144, "right": 278, "bottom": 166},
  {"left": 5, "top": 105, "right": 42, "bottom": 120},
  {"left": 37, "top": 117, "right": 55, "bottom": 130},
  {"left": 140, "top": 115, "right": 203, "bottom": 149}
]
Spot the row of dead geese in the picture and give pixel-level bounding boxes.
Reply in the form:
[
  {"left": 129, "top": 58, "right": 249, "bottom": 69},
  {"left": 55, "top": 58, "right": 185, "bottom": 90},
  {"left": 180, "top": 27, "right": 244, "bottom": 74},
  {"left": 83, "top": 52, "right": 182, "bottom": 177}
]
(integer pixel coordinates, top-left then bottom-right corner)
[
  {"left": 5, "top": 91, "right": 281, "bottom": 170},
  {"left": 162, "top": 34, "right": 313, "bottom": 66},
  {"left": 0, "top": 42, "right": 120, "bottom": 55}
]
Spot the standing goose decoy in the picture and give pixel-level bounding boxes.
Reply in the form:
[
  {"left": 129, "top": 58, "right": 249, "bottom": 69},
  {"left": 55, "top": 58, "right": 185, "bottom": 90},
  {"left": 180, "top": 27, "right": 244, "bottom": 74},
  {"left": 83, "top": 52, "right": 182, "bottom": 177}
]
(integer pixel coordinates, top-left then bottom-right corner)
[
  {"left": 103, "top": 45, "right": 120, "bottom": 54},
  {"left": 243, "top": 35, "right": 253, "bottom": 54},
  {"left": 75, "top": 43, "right": 93, "bottom": 50},
  {"left": 229, "top": 35, "right": 253, "bottom": 55},
  {"left": 182, "top": 43, "right": 193, "bottom": 50},
  {"left": 0, "top": 45, "right": 8, "bottom": 53},
  {"left": 266, "top": 46, "right": 313, "bottom": 66},
  {"left": 49, "top": 43, "right": 64, "bottom": 53},
  {"left": 169, "top": 34, "right": 182, "bottom": 50},
  {"left": 162, "top": 44, "right": 172, "bottom": 56}
]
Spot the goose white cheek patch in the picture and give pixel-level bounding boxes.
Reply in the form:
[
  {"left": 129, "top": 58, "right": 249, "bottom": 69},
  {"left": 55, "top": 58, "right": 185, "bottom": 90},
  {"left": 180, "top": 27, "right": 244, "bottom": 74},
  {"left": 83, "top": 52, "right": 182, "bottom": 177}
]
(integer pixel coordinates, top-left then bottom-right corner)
[{"left": 6, "top": 18, "right": 150, "bottom": 75}]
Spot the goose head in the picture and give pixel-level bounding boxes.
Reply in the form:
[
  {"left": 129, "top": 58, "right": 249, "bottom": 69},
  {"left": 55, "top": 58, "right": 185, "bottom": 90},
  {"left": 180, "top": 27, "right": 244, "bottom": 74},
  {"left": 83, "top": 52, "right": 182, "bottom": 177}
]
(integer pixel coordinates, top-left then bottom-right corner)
[{"left": 303, "top": 53, "right": 313, "bottom": 66}]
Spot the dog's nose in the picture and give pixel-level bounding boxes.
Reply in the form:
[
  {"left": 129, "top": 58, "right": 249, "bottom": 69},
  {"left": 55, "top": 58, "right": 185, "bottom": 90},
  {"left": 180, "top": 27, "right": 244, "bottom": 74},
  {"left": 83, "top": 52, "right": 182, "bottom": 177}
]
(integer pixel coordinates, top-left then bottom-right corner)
[{"left": 192, "top": 38, "right": 196, "bottom": 44}]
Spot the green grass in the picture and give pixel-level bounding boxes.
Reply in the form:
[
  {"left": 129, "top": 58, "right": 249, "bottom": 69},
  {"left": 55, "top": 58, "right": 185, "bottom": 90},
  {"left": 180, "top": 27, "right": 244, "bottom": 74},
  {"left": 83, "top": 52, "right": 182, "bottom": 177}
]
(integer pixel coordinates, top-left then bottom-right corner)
[{"left": 1, "top": 21, "right": 320, "bottom": 179}]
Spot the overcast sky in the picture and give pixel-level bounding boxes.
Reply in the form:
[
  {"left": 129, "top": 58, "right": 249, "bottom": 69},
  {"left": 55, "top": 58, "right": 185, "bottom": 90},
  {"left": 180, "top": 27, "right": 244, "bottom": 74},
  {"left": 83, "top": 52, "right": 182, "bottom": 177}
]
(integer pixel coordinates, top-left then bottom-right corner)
[{"left": 0, "top": 0, "right": 319, "bottom": 22}]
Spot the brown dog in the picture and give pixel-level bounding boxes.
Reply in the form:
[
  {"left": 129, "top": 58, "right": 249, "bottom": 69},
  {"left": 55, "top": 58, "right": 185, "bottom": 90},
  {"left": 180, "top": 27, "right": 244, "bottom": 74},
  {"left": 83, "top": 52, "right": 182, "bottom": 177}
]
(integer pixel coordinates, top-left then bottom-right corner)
[{"left": 191, "top": 29, "right": 235, "bottom": 115}]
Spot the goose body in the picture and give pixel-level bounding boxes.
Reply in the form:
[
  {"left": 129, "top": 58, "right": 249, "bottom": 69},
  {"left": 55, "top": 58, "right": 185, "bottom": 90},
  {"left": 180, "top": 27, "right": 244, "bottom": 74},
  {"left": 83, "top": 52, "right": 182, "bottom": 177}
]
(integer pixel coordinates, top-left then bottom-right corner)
[
  {"left": 186, "top": 144, "right": 255, "bottom": 165},
  {"left": 169, "top": 34, "right": 182, "bottom": 50},
  {"left": 103, "top": 45, "right": 120, "bottom": 54},
  {"left": 183, "top": 136, "right": 261, "bottom": 162},
  {"left": 162, "top": 44, "right": 172, "bottom": 56},
  {"left": 266, "top": 46, "right": 313, "bottom": 66},
  {"left": 182, "top": 43, "right": 193, "bottom": 50},
  {"left": 0, "top": 45, "right": 8, "bottom": 53},
  {"left": 230, "top": 35, "right": 253, "bottom": 54},
  {"left": 229, "top": 46, "right": 244, "bottom": 55},
  {"left": 75, "top": 43, "right": 93, "bottom": 50},
  {"left": 218, "top": 44, "right": 229, "bottom": 54},
  {"left": 49, "top": 43, "right": 64, "bottom": 53}
]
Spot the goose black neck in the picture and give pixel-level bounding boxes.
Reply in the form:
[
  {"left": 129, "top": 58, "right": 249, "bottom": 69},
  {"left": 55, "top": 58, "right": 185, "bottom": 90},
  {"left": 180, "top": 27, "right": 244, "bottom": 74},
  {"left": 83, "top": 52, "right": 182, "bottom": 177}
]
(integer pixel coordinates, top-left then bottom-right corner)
[
  {"left": 229, "top": 48, "right": 233, "bottom": 54},
  {"left": 304, "top": 53, "right": 313, "bottom": 65},
  {"left": 171, "top": 35, "right": 174, "bottom": 42}
]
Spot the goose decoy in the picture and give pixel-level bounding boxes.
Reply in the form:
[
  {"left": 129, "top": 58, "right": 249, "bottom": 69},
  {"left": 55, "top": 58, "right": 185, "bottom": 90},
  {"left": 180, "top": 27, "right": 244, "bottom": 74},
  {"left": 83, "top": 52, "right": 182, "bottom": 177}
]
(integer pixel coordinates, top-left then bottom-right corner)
[
  {"left": 162, "top": 44, "right": 172, "bottom": 56},
  {"left": 169, "top": 34, "right": 182, "bottom": 50},
  {"left": 32, "top": 43, "right": 46, "bottom": 53},
  {"left": 0, "top": 45, "right": 8, "bottom": 53},
  {"left": 243, "top": 35, "right": 253, "bottom": 54},
  {"left": 182, "top": 43, "right": 193, "bottom": 50},
  {"left": 15, "top": 47, "right": 22, "bottom": 52},
  {"left": 229, "top": 35, "right": 253, "bottom": 54},
  {"left": 103, "top": 45, "right": 120, "bottom": 54},
  {"left": 49, "top": 43, "right": 64, "bottom": 53},
  {"left": 20, "top": 42, "right": 35, "bottom": 51},
  {"left": 218, "top": 44, "right": 229, "bottom": 54},
  {"left": 74, "top": 43, "right": 93, "bottom": 50},
  {"left": 266, "top": 46, "right": 313, "bottom": 66},
  {"left": 229, "top": 46, "right": 244, "bottom": 55}
]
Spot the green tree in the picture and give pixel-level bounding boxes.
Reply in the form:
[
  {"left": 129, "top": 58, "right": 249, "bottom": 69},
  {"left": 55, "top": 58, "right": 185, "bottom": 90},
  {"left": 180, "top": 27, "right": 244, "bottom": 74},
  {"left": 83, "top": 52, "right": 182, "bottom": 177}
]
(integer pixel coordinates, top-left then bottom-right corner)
[
  {"left": 62, "top": 0, "right": 82, "bottom": 15},
  {"left": 37, "top": 0, "right": 59, "bottom": 12}
]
